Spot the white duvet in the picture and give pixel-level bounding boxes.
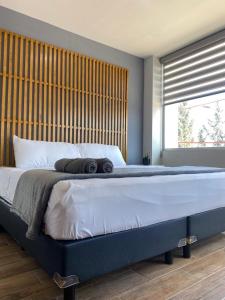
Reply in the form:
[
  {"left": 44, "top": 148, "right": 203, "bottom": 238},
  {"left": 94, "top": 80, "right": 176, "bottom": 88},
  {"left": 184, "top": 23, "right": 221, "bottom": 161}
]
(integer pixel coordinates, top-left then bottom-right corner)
[{"left": 1, "top": 165, "right": 225, "bottom": 240}]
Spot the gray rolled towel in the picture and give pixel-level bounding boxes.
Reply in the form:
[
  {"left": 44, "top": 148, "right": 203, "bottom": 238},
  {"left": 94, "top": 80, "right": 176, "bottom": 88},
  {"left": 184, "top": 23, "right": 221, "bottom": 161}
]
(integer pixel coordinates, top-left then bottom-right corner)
[
  {"left": 55, "top": 158, "right": 97, "bottom": 174},
  {"left": 96, "top": 158, "right": 114, "bottom": 173}
]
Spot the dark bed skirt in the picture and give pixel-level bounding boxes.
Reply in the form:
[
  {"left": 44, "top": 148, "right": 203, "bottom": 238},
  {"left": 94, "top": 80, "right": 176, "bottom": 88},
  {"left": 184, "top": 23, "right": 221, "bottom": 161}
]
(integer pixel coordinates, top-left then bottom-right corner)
[
  {"left": 187, "top": 207, "right": 225, "bottom": 243},
  {"left": 0, "top": 199, "right": 186, "bottom": 283}
]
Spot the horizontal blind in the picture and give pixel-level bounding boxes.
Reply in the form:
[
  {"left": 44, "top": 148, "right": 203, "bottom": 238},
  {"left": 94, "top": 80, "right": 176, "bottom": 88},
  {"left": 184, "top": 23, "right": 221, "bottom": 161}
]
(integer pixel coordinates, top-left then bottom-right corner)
[{"left": 161, "top": 29, "right": 225, "bottom": 105}]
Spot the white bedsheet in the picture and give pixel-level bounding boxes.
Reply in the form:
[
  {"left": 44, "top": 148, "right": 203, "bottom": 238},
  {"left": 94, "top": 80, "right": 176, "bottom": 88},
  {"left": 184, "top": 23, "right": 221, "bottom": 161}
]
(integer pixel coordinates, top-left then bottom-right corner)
[{"left": 1, "top": 166, "right": 225, "bottom": 240}]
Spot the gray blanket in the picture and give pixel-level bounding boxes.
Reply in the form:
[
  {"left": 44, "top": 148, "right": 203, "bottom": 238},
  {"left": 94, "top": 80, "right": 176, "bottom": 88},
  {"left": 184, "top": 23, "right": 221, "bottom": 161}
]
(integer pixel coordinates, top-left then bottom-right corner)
[{"left": 11, "top": 166, "right": 225, "bottom": 239}]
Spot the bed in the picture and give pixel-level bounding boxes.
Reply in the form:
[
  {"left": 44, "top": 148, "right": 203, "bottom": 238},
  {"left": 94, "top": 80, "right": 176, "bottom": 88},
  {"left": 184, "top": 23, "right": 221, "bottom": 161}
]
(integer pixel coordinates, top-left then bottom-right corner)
[{"left": 1, "top": 162, "right": 225, "bottom": 299}]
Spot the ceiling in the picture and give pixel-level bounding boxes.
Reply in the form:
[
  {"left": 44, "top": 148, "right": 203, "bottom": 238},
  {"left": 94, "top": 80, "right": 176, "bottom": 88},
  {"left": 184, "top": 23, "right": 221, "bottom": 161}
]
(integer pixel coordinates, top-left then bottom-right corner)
[{"left": 1, "top": 0, "right": 225, "bottom": 58}]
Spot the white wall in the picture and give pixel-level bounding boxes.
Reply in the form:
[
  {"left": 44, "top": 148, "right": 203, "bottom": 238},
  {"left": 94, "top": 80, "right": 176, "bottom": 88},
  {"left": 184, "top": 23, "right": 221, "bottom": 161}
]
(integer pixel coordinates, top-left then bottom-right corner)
[
  {"left": 143, "top": 56, "right": 162, "bottom": 165},
  {"left": 163, "top": 148, "right": 225, "bottom": 167}
]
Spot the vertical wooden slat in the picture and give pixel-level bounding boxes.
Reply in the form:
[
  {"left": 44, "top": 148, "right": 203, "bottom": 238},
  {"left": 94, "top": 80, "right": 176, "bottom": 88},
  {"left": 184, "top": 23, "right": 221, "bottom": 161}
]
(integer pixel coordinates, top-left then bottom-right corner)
[
  {"left": 57, "top": 49, "right": 61, "bottom": 142},
  {"left": 12, "top": 36, "right": 18, "bottom": 139},
  {"left": 6, "top": 33, "right": 13, "bottom": 165},
  {"left": 0, "top": 30, "right": 2, "bottom": 74},
  {"left": 33, "top": 41, "right": 38, "bottom": 140},
  {"left": 0, "top": 32, "right": 8, "bottom": 165},
  {"left": 73, "top": 54, "right": 77, "bottom": 143},
  {"left": 81, "top": 56, "right": 85, "bottom": 142},
  {"left": 118, "top": 68, "right": 122, "bottom": 151},
  {"left": 65, "top": 51, "right": 69, "bottom": 142},
  {"left": 125, "top": 70, "right": 128, "bottom": 160},
  {"left": 38, "top": 43, "right": 43, "bottom": 141},
  {"left": 112, "top": 66, "right": 115, "bottom": 145},
  {"left": 48, "top": 46, "right": 53, "bottom": 141},
  {"left": 93, "top": 60, "right": 96, "bottom": 143},
  {"left": 99, "top": 62, "right": 103, "bottom": 144},
  {"left": 88, "top": 59, "right": 92, "bottom": 143},
  {"left": 121, "top": 69, "right": 125, "bottom": 158},
  {"left": 52, "top": 47, "right": 57, "bottom": 142},
  {"left": 28, "top": 40, "right": 34, "bottom": 140},
  {"left": 43, "top": 44, "right": 48, "bottom": 141},
  {"left": 108, "top": 65, "right": 112, "bottom": 145},
  {"left": 85, "top": 57, "right": 89, "bottom": 142},
  {"left": 17, "top": 37, "right": 23, "bottom": 139},
  {"left": 77, "top": 54, "right": 81, "bottom": 142},
  {"left": 23, "top": 39, "right": 29, "bottom": 139},
  {"left": 96, "top": 61, "right": 99, "bottom": 143},
  {"left": 102, "top": 63, "right": 106, "bottom": 144},
  {"left": 105, "top": 64, "right": 109, "bottom": 145},
  {"left": 69, "top": 53, "right": 74, "bottom": 143},
  {"left": 115, "top": 67, "right": 118, "bottom": 147}
]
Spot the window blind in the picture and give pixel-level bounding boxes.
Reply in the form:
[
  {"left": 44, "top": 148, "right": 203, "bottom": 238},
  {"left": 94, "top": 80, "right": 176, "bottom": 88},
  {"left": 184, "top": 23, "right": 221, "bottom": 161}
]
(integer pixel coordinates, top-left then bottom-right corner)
[{"left": 161, "top": 29, "right": 225, "bottom": 105}]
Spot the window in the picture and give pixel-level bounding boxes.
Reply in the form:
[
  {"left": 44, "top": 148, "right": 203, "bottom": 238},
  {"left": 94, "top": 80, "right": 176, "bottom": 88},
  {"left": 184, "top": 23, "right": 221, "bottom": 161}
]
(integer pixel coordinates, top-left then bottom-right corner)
[{"left": 161, "top": 30, "right": 225, "bottom": 148}]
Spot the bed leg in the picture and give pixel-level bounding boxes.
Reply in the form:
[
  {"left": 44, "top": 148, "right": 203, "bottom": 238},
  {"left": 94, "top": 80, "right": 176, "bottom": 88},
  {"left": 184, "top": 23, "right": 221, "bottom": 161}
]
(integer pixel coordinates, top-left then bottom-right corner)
[
  {"left": 53, "top": 273, "right": 79, "bottom": 300},
  {"left": 165, "top": 251, "right": 173, "bottom": 264},
  {"left": 64, "top": 285, "right": 76, "bottom": 300},
  {"left": 183, "top": 244, "right": 191, "bottom": 258}
]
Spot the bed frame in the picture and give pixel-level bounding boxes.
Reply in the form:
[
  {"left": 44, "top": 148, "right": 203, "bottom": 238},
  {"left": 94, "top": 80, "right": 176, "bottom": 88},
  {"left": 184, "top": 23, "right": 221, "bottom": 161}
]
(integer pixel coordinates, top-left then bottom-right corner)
[
  {"left": 0, "top": 198, "right": 187, "bottom": 300},
  {"left": 183, "top": 207, "right": 225, "bottom": 258}
]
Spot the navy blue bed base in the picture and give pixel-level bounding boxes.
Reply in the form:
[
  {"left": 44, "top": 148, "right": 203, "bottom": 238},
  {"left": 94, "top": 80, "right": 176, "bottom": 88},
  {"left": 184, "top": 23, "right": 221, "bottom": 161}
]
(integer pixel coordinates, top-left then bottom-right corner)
[
  {"left": 0, "top": 199, "right": 187, "bottom": 299},
  {"left": 182, "top": 207, "right": 225, "bottom": 259},
  {"left": 1, "top": 197, "right": 225, "bottom": 300}
]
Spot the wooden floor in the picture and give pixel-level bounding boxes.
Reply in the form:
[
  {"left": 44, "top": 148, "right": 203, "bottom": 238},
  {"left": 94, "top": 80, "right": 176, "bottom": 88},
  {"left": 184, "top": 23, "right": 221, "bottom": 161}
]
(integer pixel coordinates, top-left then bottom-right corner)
[{"left": 1, "top": 233, "right": 225, "bottom": 300}]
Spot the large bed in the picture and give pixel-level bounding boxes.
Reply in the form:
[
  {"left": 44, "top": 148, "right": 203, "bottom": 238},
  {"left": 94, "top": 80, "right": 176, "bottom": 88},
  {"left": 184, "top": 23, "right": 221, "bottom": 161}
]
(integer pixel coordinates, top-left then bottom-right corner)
[{"left": 1, "top": 163, "right": 225, "bottom": 299}]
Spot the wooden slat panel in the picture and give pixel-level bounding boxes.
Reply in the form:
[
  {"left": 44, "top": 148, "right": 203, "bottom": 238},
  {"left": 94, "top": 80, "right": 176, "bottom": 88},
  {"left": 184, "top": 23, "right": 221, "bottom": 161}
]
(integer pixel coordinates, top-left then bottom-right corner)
[{"left": 0, "top": 29, "right": 128, "bottom": 166}]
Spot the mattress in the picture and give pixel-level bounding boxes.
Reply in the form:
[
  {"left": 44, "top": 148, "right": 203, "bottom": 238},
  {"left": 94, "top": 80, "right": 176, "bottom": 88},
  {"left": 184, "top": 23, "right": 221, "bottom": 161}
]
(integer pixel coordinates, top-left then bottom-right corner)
[{"left": 1, "top": 165, "right": 225, "bottom": 240}]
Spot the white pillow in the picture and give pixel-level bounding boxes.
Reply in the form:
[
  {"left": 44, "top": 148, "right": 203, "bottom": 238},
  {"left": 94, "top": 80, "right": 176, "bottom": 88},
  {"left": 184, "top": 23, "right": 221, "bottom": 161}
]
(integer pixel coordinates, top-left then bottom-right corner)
[
  {"left": 13, "top": 136, "right": 81, "bottom": 169},
  {"left": 77, "top": 143, "right": 126, "bottom": 167}
]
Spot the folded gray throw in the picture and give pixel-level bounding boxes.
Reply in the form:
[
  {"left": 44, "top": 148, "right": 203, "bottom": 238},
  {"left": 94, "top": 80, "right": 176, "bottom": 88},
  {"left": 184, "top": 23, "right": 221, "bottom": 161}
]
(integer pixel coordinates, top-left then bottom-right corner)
[
  {"left": 96, "top": 158, "right": 113, "bottom": 173},
  {"left": 55, "top": 158, "right": 97, "bottom": 174}
]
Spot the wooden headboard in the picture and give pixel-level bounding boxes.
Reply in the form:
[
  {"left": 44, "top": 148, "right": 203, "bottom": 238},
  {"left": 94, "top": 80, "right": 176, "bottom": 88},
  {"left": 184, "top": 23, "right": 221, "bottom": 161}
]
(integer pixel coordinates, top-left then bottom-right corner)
[{"left": 0, "top": 29, "right": 128, "bottom": 166}]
